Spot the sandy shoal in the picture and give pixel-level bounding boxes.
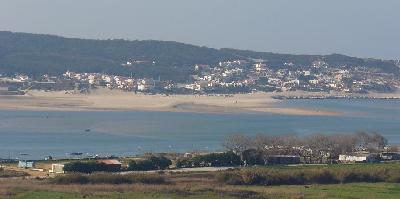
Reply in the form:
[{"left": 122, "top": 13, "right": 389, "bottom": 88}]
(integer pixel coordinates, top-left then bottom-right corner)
[{"left": 0, "top": 89, "right": 342, "bottom": 116}]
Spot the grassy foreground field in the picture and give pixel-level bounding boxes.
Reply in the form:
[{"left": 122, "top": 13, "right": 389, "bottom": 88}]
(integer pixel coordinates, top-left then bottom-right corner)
[
  {"left": 5, "top": 183, "right": 400, "bottom": 199},
  {"left": 1, "top": 162, "right": 400, "bottom": 199}
]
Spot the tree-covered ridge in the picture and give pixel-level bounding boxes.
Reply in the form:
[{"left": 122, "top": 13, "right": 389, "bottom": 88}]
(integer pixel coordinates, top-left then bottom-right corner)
[
  {"left": 0, "top": 31, "right": 398, "bottom": 82},
  {"left": 220, "top": 48, "right": 399, "bottom": 73}
]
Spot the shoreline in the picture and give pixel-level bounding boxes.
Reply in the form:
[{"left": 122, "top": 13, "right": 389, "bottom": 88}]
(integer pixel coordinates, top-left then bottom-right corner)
[
  {"left": 273, "top": 95, "right": 400, "bottom": 100},
  {"left": 0, "top": 103, "right": 342, "bottom": 116},
  {"left": 2, "top": 89, "right": 398, "bottom": 116}
]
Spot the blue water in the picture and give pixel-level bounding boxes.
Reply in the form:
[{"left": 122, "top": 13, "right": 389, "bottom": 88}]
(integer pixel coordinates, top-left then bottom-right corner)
[{"left": 0, "top": 99, "right": 399, "bottom": 160}]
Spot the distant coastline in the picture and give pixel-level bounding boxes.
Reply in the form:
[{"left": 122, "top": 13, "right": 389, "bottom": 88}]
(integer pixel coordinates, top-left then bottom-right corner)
[{"left": 273, "top": 95, "right": 400, "bottom": 100}]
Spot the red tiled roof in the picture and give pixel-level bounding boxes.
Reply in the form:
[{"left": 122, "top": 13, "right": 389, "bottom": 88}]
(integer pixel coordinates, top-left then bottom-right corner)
[{"left": 97, "top": 159, "right": 122, "bottom": 165}]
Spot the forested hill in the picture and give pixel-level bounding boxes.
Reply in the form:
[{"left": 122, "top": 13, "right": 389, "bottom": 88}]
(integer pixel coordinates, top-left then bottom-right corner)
[
  {"left": 0, "top": 31, "right": 237, "bottom": 81},
  {"left": 219, "top": 48, "right": 399, "bottom": 74},
  {"left": 0, "top": 31, "right": 398, "bottom": 82}
]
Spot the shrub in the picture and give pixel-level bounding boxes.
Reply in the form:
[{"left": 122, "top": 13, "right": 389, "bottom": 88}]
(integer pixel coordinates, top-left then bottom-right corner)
[
  {"left": 50, "top": 173, "right": 166, "bottom": 185},
  {"left": 176, "top": 152, "right": 241, "bottom": 168},
  {"left": 148, "top": 156, "right": 172, "bottom": 170},
  {"left": 241, "top": 170, "right": 268, "bottom": 185},
  {"left": 337, "top": 169, "right": 383, "bottom": 183},
  {"left": 128, "top": 156, "right": 172, "bottom": 171},
  {"left": 87, "top": 173, "right": 131, "bottom": 184},
  {"left": 51, "top": 173, "right": 89, "bottom": 184},
  {"left": 128, "top": 159, "right": 154, "bottom": 171},
  {"left": 386, "top": 172, "right": 400, "bottom": 183},
  {"left": 0, "top": 169, "right": 29, "bottom": 178},
  {"left": 216, "top": 163, "right": 400, "bottom": 186},
  {"left": 132, "top": 173, "right": 166, "bottom": 184},
  {"left": 305, "top": 169, "right": 338, "bottom": 184},
  {"left": 63, "top": 161, "right": 120, "bottom": 173},
  {"left": 216, "top": 172, "right": 243, "bottom": 185}
]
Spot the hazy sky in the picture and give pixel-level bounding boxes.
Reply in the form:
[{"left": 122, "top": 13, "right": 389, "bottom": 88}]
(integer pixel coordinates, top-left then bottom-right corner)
[{"left": 1, "top": 0, "right": 399, "bottom": 59}]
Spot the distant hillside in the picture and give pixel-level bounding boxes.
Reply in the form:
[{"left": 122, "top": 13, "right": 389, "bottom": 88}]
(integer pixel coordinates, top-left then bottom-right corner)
[
  {"left": 0, "top": 31, "right": 237, "bottom": 82},
  {"left": 0, "top": 31, "right": 398, "bottom": 82},
  {"left": 220, "top": 49, "right": 399, "bottom": 73}
]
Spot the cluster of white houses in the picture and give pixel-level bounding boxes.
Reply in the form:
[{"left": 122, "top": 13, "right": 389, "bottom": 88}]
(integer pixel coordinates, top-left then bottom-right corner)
[
  {"left": 188, "top": 59, "right": 399, "bottom": 93},
  {"left": 1, "top": 56, "right": 399, "bottom": 94},
  {"left": 63, "top": 71, "right": 157, "bottom": 92}
]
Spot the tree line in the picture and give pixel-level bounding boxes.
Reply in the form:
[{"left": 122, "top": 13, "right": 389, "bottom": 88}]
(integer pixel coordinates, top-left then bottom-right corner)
[
  {"left": 62, "top": 131, "right": 391, "bottom": 173},
  {"left": 223, "top": 131, "right": 388, "bottom": 164},
  {"left": 63, "top": 156, "right": 172, "bottom": 173}
]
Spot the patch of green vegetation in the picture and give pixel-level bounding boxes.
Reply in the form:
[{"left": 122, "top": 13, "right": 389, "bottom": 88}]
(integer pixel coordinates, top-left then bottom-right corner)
[
  {"left": 128, "top": 156, "right": 172, "bottom": 171},
  {"left": 302, "top": 183, "right": 400, "bottom": 199},
  {"left": 9, "top": 183, "right": 400, "bottom": 199},
  {"left": 217, "top": 162, "right": 400, "bottom": 185},
  {"left": 12, "top": 190, "right": 246, "bottom": 199},
  {"left": 176, "top": 151, "right": 241, "bottom": 168}
]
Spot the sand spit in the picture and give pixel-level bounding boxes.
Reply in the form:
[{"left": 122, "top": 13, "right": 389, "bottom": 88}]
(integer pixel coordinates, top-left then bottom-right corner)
[{"left": 0, "top": 89, "right": 344, "bottom": 116}]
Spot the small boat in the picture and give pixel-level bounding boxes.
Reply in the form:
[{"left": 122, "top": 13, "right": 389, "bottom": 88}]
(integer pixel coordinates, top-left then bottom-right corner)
[{"left": 84, "top": 129, "right": 91, "bottom": 132}]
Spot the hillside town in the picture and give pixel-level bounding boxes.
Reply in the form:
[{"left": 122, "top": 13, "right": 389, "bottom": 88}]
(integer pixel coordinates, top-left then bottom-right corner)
[{"left": 0, "top": 58, "right": 399, "bottom": 95}]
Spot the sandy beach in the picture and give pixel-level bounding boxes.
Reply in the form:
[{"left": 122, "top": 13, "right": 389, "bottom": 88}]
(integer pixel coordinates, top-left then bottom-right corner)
[{"left": 0, "top": 89, "right": 344, "bottom": 116}]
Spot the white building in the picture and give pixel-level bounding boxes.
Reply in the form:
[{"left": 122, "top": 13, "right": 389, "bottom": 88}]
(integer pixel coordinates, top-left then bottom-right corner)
[
  {"left": 49, "top": 164, "right": 65, "bottom": 174},
  {"left": 339, "top": 153, "right": 378, "bottom": 163},
  {"left": 309, "top": 79, "right": 319, "bottom": 84},
  {"left": 137, "top": 79, "right": 154, "bottom": 91},
  {"left": 13, "top": 75, "right": 29, "bottom": 82},
  {"left": 254, "top": 63, "right": 267, "bottom": 72}
]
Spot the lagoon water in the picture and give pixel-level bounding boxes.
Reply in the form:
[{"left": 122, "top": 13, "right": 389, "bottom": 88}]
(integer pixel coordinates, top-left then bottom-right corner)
[{"left": 0, "top": 99, "right": 399, "bottom": 160}]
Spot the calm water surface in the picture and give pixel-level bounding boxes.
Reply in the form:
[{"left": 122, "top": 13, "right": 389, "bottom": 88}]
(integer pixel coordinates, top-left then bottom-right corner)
[{"left": 0, "top": 99, "right": 399, "bottom": 159}]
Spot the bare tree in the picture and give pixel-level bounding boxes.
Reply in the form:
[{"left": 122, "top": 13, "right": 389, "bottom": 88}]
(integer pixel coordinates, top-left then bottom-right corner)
[
  {"left": 355, "top": 131, "right": 388, "bottom": 152},
  {"left": 253, "top": 134, "right": 271, "bottom": 151},
  {"left": 369, "top": 132, "right": 388, "bottom": 150},
  {"left": 329, "top": 133, "right": 358, "bottom": 157},
  {"left": 305, "top": 133, "right": 334, "bottom": 163},
  {"left": 222, "top": 131, "right": 388, "bottom": 165},
  {"left": 222, "top": 134, "right": 252, "bottom": 155}
]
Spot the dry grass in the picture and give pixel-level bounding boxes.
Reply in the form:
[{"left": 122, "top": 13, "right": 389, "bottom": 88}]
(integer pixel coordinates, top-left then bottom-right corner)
[
  {"left": 0, "top": 168, "right": 29, "bottom": 178},
  {"left": 2, "top": 164, "right": 400, "bottom": 199},
  {"left": 1, "top": 177, "right": 400, "bottom": 199},
  {"left": 217, "top": 163, "right": 400, "bottom": 185},
  {"left": 50, "top": 172, "right": 166, "bottom": 185},
  {"left": 0, "top": 173, "right": 243, "bottom": 198}
]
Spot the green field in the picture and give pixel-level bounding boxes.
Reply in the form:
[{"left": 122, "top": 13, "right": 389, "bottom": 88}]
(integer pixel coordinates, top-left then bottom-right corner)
[
  {"left": 7, "top": 183, "right": 400, "bottom": 199},
  {"left": 1, "top": 162, "right": 400, "bottom": 199}
]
